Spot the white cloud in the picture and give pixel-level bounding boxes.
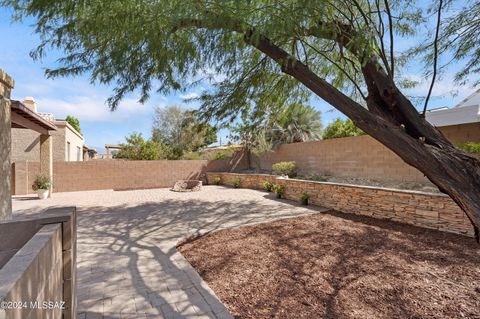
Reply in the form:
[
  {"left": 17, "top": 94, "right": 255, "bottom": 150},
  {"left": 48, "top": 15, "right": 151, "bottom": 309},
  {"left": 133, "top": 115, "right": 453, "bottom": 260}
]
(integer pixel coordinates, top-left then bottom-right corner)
[
  {"left": 35, "top": 95, "right": 156, "bottom": 122},
  {"left": 402, "top": 73, "right": 476, "bottom": 104},
  {"left": 179, "top": 92, "right": 200, "bottom": 100}
]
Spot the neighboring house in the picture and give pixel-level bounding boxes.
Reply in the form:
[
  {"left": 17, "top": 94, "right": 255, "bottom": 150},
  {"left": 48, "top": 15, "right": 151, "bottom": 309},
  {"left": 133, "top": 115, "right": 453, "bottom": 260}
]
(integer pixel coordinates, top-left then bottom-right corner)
[
  {"left": 11, "top": 97, "right": 85, "bottom": 163},
  {"left": 426, "top": 89, "right": 480, "bottom": 144}
]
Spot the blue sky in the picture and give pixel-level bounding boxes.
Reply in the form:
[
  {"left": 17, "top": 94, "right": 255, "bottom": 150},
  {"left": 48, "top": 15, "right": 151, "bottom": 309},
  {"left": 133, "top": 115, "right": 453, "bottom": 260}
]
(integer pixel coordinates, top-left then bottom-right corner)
[{"left": 0, "top": 6, "right": 476, "bottom": 153}]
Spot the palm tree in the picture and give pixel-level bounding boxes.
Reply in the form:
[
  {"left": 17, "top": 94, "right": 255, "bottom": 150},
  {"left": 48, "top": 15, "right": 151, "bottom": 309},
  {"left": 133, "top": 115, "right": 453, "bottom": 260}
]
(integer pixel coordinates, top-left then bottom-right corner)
[{"left": 267, "top": 104, "right": 322, "bottom": 147}]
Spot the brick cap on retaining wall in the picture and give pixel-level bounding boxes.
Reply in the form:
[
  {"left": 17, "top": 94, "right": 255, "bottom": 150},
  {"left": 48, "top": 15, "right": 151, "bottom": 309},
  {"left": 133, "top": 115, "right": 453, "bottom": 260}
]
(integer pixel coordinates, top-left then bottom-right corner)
[{"left": 209, "top": 172, "right": 446, "bottom": 198}]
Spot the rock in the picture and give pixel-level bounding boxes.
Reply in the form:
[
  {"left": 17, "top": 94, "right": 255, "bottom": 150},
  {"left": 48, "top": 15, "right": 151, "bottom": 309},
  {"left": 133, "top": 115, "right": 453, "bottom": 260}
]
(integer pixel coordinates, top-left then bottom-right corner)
[{"left": 172, "top": 180, "right": 202, "bottom": 192}]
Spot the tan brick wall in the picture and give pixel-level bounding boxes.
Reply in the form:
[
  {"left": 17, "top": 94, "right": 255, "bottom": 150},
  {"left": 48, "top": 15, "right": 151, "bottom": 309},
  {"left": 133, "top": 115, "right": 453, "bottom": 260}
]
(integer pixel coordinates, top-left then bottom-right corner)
[
  {"left": 256, "top": 123, "right": 479, "bottom": 182},
  {"left": 12, "top": 152, "right": 249, "bottom": 194},
  {"left": 206, "top": 172, "right": 475, "bottom": 238},
  {"left": 439, "top": 122, "right": 480, "bottom": 144},
  {"left": 257, "top": 135, "right": 427, "bottom": 182}
]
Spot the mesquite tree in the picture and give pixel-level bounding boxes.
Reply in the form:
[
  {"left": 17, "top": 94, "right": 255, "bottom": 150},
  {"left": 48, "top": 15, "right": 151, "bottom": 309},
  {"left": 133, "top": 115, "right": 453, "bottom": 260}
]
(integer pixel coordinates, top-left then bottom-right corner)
[{"left": 4, "top": 0, "right": 480, "bottom": 240}]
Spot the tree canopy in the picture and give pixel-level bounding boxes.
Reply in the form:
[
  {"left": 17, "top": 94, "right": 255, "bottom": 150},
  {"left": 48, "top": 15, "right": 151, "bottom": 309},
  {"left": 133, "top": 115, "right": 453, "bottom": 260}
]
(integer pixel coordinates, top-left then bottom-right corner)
[
  {"left": 152, "top": 105, "right": 217, "bottom": 159},
  {"left": 114, "top": 132, "right": 169, "bottom": 160},
  {"left": 65, "top": 115, "right": 81, "bottom": 134},
  {"left": 322, "top": 118, "right": 364, "bottom": 140}
]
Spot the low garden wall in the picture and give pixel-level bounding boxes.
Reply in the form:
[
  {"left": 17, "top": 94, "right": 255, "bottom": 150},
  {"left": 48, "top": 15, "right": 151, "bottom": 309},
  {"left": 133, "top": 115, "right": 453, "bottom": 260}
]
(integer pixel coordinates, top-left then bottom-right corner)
[
  {"left": 206, "top": 172, "right": 474, "bottom": 237},
  {"left": 0, "top": 208, "right": 77, "bottom": 319}
]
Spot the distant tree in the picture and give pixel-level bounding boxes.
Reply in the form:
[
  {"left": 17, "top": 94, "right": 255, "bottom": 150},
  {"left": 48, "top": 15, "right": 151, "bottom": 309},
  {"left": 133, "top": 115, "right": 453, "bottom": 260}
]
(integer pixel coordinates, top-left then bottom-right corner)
[
  {"left": 323, "top": 118, "right": 365, "bottom": 140},
  {"left": 115, "top": 132, "right": 170, "bottom": 160},
  {"left": 152, "top": 105, "right": 217, "bottom": 158},
  {"left": 65, "top": 115, "right": 81, "bottom": 134}
]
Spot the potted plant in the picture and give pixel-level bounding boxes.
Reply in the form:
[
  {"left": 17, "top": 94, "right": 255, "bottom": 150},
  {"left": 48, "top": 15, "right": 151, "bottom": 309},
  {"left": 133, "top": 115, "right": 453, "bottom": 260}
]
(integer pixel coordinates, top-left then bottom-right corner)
[
  {"left": 272, "top": 184, "right": 285, "bottom": 199},
  {"left": 232, "top": 178, "right": 241, "bottom": 188},
  {"left": 263, "top": 181, "right": 273, "bottom": 192},
  {"left": 213, "top": 176, "right": 222, "bottom": 185},
  {"left": 32, "top": 175, "right": 51, "bottom": 199},
  {"left": 301, "top": 192, "right": 310, "bottom": 205}
]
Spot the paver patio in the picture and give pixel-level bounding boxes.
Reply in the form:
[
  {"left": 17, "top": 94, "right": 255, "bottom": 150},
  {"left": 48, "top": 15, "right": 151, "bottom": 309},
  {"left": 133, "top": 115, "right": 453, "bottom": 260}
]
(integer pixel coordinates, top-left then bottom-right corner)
[{"left": 12, "top": 186, "right": 328, "bottom": 319}]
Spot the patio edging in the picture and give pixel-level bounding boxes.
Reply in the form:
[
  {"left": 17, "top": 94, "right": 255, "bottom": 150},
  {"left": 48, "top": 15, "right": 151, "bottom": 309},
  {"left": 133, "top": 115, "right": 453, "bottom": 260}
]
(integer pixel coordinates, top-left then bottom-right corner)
[{"left": 206, "top": 172, "right": 475, "bottom": 238}]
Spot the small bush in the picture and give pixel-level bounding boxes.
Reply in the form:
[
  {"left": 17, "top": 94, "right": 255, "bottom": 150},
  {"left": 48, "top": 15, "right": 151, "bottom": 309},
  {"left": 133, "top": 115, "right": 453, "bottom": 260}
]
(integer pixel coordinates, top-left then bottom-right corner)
[
  {"left": 272, "top": 184, "right": 285, "bottom": 197},
  {"left": 301, "top": 191, "right": 310, "bottom": 200},
  {"left": 213, "top": 176, "right": 222, "bottom": 185},
  {"left": 232, "top": 178, "right": 241, "bottom": 188},
  {"left": 209, "top": 147, "right": 235, "bottom": 160},
  {"left": 263, "top": 181, "right": 274, "bottom": 192},
  {"left": 458, "top": 142, "right": 480, "bottom": 154},
  {"left": 182, "top": 151, "right": 201, "bottom": 160},
  {"left": 272, "top": 161, "right": 297, "bottom": 177},
  {"left": 32, "top": 174, "right": 51, "bottom": 191},
  {"left": 310, "top": 175, "right": 327, "bottom": 182}
]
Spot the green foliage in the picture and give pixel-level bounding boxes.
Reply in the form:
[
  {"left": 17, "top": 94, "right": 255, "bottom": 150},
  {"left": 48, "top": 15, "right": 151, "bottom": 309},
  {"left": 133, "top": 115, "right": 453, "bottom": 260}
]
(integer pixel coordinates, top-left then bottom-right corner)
[
  {"left": 272, "top": 161, "right": 297, "bottom": 178},
  {"left": 213, "top": 176, "right": 222, "bottom": 185},
  {"left": 232, "top": 178, "right": 241, "bottom": 188},
  {"left": 209, "top": 147, "right": 235, "bottom": 160},
  {"left": 267, "top": 104, "right": 323, "bottom": 147},
  {"left": 32, "top": 174, "right": 51, "bottom": 191},
  {"left": 458, "top": 142, "right": 480, "bottom": 154},
  {"left": 152, "top": 105, "right": 217, "bottom": 159},
  {"left": 263, "top": 181, "right": 273, "bottom": 192},
  {"left": 301, "top": 191, "right": 310, "bottom": 200},
  {"left": 65, "top": 115, "right": 81, "bottom": 134},
  {"left": 322, "top": 118, "right": 365, "bottom": 140},
  {"left": 115, "top": 132, "right": 169, "bottom": 160},
  {"left": 272, "top": 184, "right": 285, "bottom": 197},
  {"left": 182, "top": 152, "right": 201, "bottom": 160}
]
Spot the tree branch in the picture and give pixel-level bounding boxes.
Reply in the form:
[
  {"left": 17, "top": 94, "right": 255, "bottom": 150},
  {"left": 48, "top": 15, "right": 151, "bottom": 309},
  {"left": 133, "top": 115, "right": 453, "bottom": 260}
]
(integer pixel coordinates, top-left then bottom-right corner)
[{"left": 422, "top": 0, "right": 443, "bottom": 116}]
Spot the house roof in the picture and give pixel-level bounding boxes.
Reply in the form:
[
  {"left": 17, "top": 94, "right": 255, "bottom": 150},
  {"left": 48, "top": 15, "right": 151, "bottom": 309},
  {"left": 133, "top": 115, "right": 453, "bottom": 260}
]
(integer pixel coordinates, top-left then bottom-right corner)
[{"left": 10, "top": 100, "right": 57, "bottom": 135}]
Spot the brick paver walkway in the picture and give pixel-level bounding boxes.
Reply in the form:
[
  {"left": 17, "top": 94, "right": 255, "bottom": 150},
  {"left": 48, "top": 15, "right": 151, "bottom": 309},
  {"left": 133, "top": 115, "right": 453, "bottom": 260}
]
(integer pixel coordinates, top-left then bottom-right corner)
[{"left": 13, "top": 186, "right": 328, "bottom": 319}]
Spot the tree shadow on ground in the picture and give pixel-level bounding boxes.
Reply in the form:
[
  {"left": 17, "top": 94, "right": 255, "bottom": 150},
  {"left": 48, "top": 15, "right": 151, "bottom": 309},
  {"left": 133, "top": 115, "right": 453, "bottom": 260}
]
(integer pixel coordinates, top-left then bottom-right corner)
[{"left": 72, "top": 197, "right": 322, "bottom": 318}]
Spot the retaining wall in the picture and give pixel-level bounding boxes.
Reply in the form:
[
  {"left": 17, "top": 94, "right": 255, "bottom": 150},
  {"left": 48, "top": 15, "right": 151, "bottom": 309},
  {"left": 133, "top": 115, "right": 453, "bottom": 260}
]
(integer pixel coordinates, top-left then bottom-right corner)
[{"left": 206, "top": 172, "right": 474, "bottom": 237}]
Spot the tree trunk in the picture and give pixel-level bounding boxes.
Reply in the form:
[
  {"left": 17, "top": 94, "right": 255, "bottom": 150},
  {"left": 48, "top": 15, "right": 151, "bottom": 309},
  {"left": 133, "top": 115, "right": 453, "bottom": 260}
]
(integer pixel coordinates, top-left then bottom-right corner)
[{"left": 248, "top": 34, "right": 480, "bottom": 241}]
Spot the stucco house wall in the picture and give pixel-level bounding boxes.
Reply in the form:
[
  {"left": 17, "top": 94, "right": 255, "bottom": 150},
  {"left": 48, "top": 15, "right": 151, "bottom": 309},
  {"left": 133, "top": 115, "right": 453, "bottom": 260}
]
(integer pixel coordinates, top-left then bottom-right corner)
[{"left": 11, "top": 120, "right": 83, "bottom": 163}]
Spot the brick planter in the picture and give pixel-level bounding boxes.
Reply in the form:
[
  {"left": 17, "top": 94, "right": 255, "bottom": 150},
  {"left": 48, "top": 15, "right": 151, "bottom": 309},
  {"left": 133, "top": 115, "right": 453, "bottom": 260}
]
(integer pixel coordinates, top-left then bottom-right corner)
[{"left": 206, "top": 172, "right": 474, "bottom": 237}]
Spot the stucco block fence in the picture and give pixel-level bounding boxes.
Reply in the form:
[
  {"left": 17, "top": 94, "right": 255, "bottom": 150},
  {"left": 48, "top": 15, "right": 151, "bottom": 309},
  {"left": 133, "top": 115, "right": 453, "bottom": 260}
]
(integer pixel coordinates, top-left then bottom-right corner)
[
  {"left": 206, "top": 172, "right": 475, "bottom": 237},
  {"left": 12, "top": 152, "right": 248, "bottom": 195}
]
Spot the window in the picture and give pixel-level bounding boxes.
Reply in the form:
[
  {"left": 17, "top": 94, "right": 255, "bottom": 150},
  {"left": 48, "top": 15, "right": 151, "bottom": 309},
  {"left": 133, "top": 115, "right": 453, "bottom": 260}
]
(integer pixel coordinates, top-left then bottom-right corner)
[
  {"left": 77, "top": 146, "right": 81, "bottom": 161},
  {"left": 67, "top": 142, "right": 71, "bottom": 161}
]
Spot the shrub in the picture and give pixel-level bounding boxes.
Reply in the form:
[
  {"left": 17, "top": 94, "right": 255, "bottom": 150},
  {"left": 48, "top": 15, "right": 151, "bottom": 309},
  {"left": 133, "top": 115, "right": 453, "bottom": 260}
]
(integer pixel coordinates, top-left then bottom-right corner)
[
  {"left": 263, "top": 181, "right": 273, "bottom": 192},
  {"left": 213, "top": 176, "right": 222, "bottom": 185},
  {"left": 209, "top": 147, "right": 235, "bottom": 160},
  {"left": 232, "top": 177, "right": 241, "bottom": 188},
  {"left": 32, "top": 174, "right": 51, "bottom": 191},
  {"left": 309, "top": 175, "right": 327, "bottom": 182},
  {"left": 182, "top": 151, "right": 201, "bottom": 160},
  {"left": 458, "top": 142, "right": 480, "bottom": 154},
  {"left": 272, "top": 184, "right": 285, "bottom": 197},
  {"left": 322, "top": 118, "right": 364, "bottom": 139},
  {"left": 301, "top": 191, "right": 310, "bottom": 200},
  {"left": 272, "top": 161, "right": 297, "bottom": 177}
]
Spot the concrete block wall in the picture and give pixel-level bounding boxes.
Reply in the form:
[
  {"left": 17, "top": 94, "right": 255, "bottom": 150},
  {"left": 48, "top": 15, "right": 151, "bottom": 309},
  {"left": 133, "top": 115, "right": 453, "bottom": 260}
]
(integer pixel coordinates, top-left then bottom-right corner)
[
  {"left": 12, "top": 152, "right": 249, "bottom": 195},
  {"left": 0, "top": 224, "right": 63, "bottom": 319},
  {"left": 256, "top": 124, "right": 480, "bottom": 182},
  {"left": 0, "top": 208, "right": 77, "bottom": 319},
  {"left": 206, "top": 172, "right": 475, "bottom": 237}
]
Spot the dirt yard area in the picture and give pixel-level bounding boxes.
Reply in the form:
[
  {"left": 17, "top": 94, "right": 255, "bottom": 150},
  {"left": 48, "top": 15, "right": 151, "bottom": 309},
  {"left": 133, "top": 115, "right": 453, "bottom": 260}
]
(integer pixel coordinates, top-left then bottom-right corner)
[{"left": 178, "top": 211, "right": 480, "bottom": 319}]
